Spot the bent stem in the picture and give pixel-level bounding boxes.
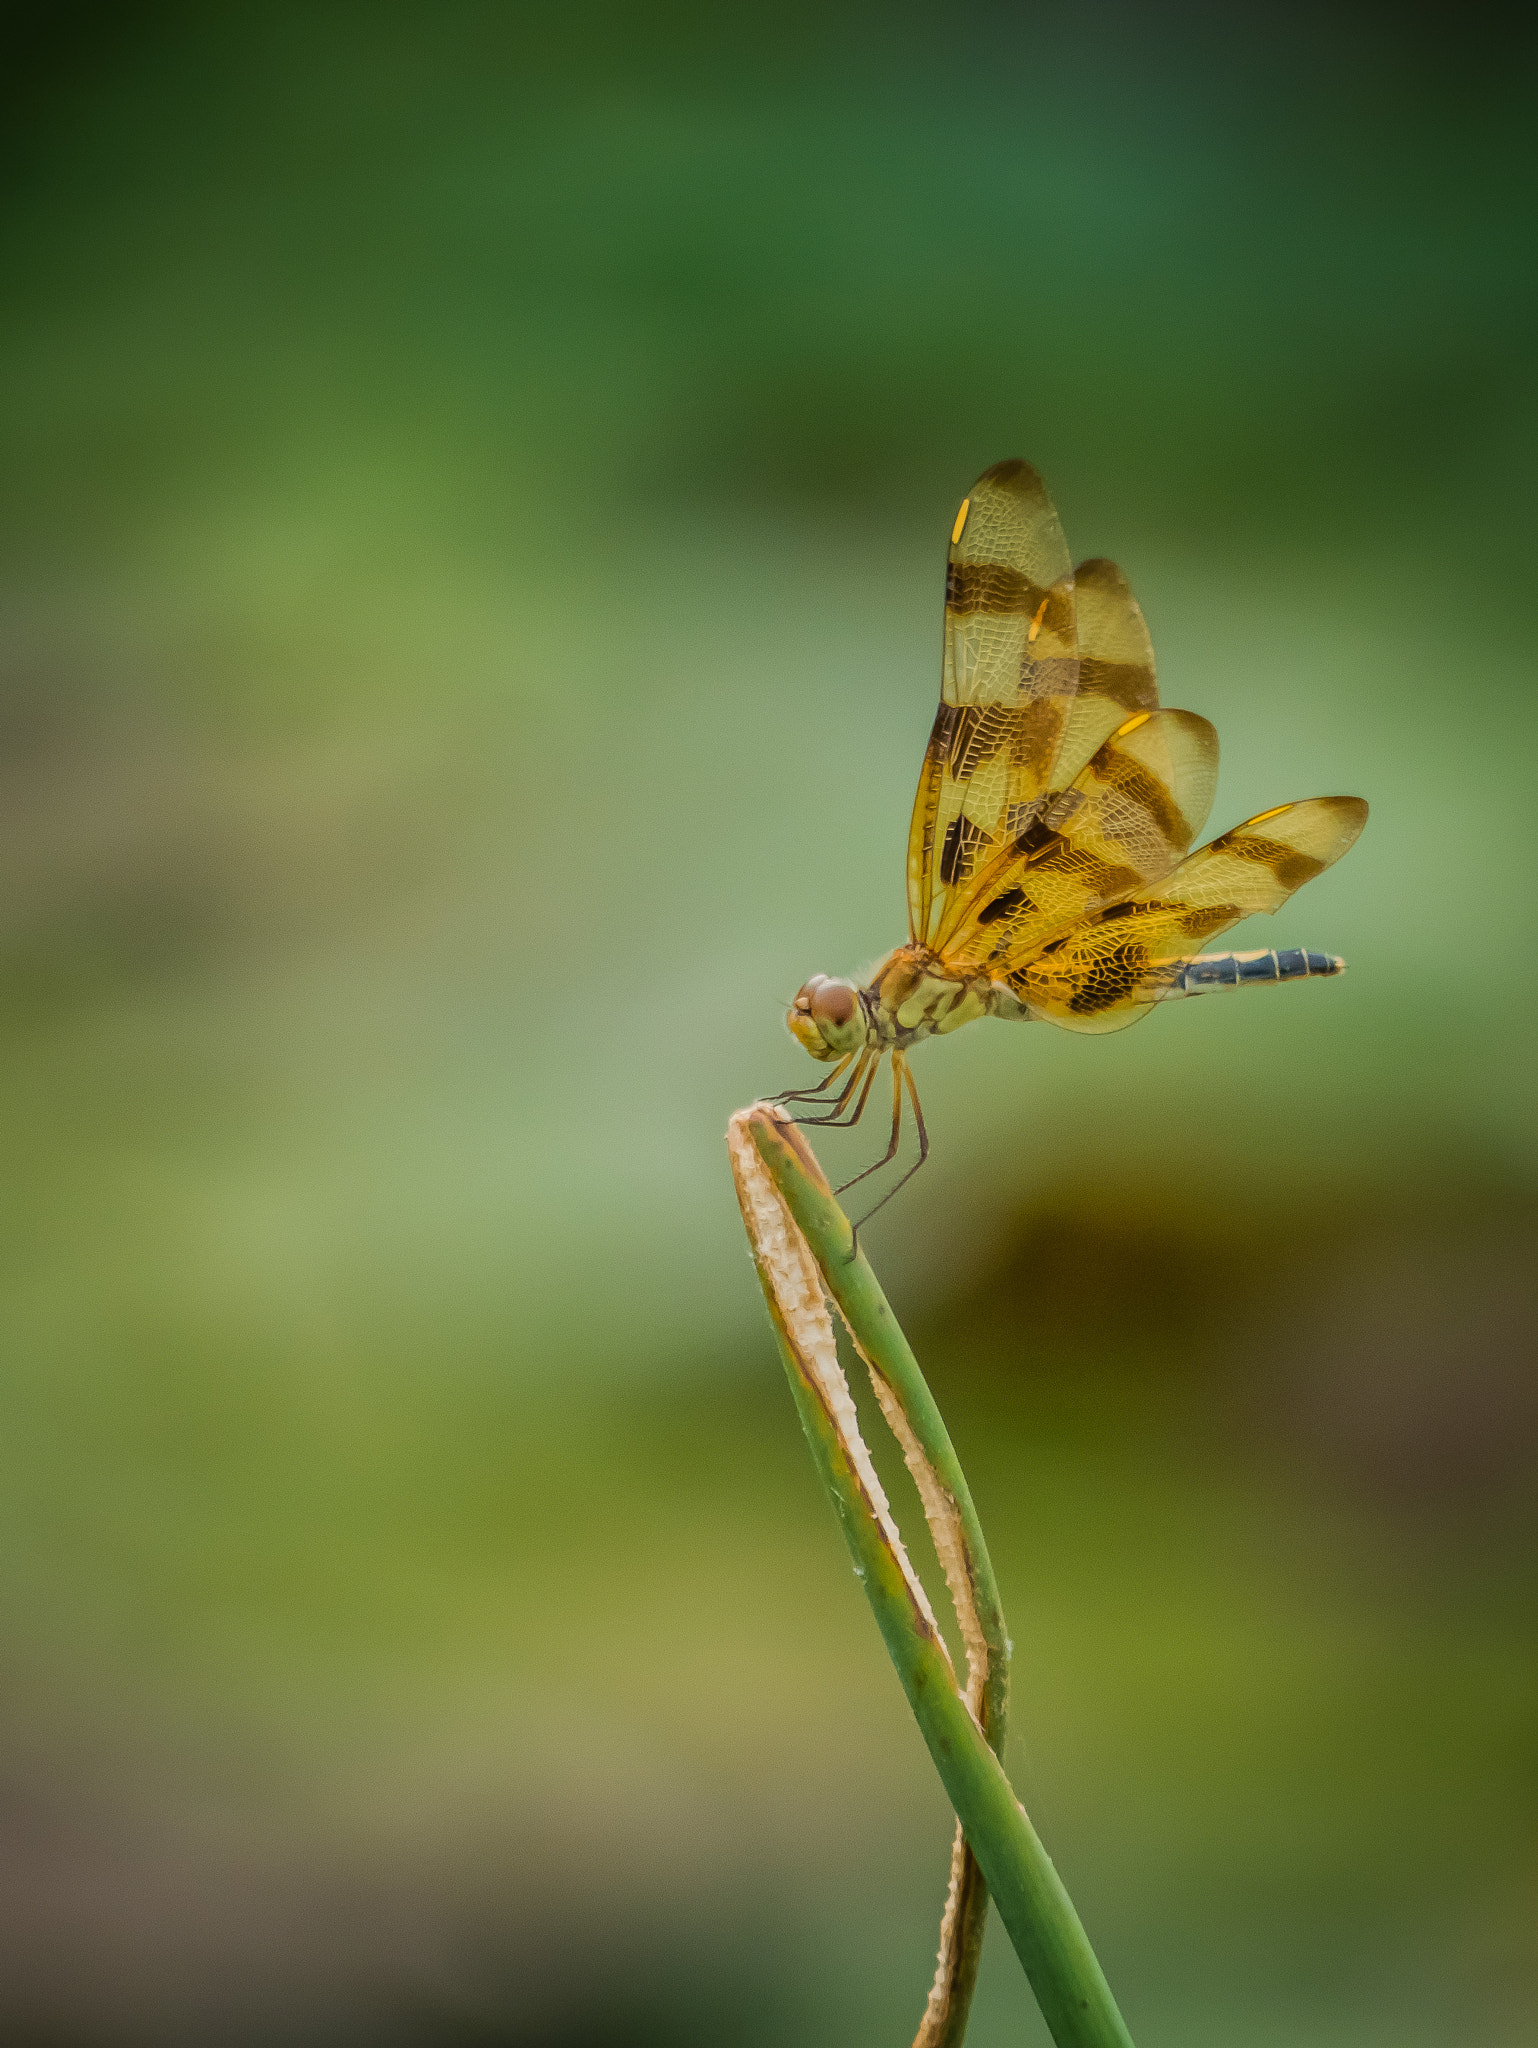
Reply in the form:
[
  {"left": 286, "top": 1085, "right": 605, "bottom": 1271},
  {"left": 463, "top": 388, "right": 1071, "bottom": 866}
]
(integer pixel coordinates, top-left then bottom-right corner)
[{"left": 728, "top": 1103, "right": 1134, "bottom": 2048}]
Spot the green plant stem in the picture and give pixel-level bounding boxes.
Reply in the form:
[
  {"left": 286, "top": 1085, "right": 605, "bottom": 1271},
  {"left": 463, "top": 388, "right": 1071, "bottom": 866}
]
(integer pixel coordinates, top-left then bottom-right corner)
[
  {"left": 742, "top": 1107, "right": 1135, "bottom": 2048},
  {"left": 774, "top": 1132, "right": 1011, "bottom": 1739},
  {"left": 773, "top": 1126, "right": 1011, "bottom": 2044}
]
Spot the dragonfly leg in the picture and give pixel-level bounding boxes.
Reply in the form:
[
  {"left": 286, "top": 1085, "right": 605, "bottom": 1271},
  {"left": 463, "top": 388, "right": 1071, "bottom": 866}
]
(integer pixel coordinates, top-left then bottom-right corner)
[
  {"left": 790, "top": 1048, "right": 879, "bottom": 1129},
  {"left": 832, "top": 1054, "right": 905, "bottom": 1196},
  {"left": 771, "top": 1054, "right": 854, "bottom": 1106},
  {"left": 786, "top": 1049, "right": 868, "bottom": 1125},
  {"left": 794, "top": 1048, "right": 876, "bottom": 1130},
  {"left": 847, "top": 1056, "right": 931, "bottom": 1251}
]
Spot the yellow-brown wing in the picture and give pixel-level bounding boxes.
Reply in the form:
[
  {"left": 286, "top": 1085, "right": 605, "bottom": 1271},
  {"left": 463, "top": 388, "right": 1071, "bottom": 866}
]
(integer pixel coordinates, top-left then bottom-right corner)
[
  {"left": 1051, "top": 556, "right": 1161, "bottom": 792},
  {"left": 939, "top": 706, "right": 1220, "bottom": 972},
  {"left": 906, "top": 460, "right": 1078, "bottom": 949},
  {"left": 1012, "top": 795, "right": 1370, "bottom": 1034}
]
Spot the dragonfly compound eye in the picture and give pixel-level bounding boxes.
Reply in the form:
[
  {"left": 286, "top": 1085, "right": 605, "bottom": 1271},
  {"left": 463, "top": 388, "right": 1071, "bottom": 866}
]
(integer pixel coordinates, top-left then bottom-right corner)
[
  {"left": 786, "top": 976, "right": 862, "bottom": 1058},
  {"left": 807, "top": 978, "right": 857, "bottom": 1027}
]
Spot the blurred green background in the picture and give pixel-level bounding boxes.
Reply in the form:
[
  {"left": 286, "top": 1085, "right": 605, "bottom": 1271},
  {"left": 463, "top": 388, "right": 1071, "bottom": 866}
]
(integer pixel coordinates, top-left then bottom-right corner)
[{"left": 0, "top": 4, "right": 1534, "bottom": 2043}]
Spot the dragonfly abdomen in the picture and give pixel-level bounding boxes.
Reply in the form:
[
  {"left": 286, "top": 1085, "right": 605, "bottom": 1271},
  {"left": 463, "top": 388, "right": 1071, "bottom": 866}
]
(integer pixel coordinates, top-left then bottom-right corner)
[{"left": 1161, "top": 947, "right": 1343, "bottom": 999}]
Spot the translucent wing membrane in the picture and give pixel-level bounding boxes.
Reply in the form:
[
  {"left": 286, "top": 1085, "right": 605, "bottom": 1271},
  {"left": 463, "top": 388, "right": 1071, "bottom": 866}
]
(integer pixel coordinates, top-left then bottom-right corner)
[
  {"left": 941, "top": 707, "right": 1219, "bottom": 967},
  {"left": 906, "top": 457, "right": 1174, "bottom": 952},
  {"left": 907, "top": 461, "right": 1078, "bottom": 948},
  {"left": 1014, "top": 795, "right": 1369, "bottom": 1034},
  {"left": 1051, "top": 556, "right": 1161, "bottom": 790}
]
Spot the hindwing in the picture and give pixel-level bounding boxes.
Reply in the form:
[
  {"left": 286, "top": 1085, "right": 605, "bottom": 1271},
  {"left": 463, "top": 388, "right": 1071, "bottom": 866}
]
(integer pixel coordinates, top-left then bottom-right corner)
[{"left": 1013, "top": 796, "right": 1370, "bottom": 1033}]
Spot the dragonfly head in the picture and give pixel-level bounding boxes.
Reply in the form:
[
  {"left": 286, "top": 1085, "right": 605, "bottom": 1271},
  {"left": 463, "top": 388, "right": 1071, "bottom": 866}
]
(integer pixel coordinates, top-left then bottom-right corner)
[{"left": 787, "top": 975, "right": 864, "bottom": 1060}]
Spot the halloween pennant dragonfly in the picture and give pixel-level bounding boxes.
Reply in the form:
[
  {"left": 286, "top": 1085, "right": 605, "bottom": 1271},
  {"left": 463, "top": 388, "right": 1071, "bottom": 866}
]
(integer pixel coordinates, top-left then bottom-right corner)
[{"left": 782, "top": 458, "right": 1368, "bottom": 1216}]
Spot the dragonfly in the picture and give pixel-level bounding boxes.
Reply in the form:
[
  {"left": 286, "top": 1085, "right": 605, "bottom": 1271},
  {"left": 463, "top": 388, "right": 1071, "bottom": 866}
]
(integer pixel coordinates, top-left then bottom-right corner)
[{"left": 781, "top": 458, "right": 1368, "bottom": 1221}]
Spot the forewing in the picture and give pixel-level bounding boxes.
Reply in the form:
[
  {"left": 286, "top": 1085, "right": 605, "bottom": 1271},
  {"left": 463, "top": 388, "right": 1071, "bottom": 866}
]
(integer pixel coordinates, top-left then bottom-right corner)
[
  {"left": 1014, "top": 795, "right": 1369, "bottom": 1033},
  {"left": 940, "top": 708, "right": 1220, "bottom": 971},
  {"left": 906, "top": 460, "right": 1077, "bottom": 948}
]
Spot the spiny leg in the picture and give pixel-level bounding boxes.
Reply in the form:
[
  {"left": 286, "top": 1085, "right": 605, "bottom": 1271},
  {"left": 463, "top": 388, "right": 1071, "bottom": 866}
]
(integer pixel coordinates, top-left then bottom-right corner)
[
  {"left": 774, "top": 1067, "right": 849, "bottom": 1103},
  {"left": 833, "top": 1052, "right": 905, "bottom": 1196},
  {"left": 790, "top": 1047, "right": 875, "bottom": 1128},
  {"left": 795, "top": 1048, "right": 882, "bottom": 1132},
  {"left": 819, "top": 1048, "right": 876, "bottom": 1130},
  {"left": 848, "top": 1055, "right": 931, "bottom": 1250},
  {"left": 786, "top": 1048, "right": 868, "bottom": 1125},
  {"left": 771, "top": 1054, "right": 854, "bottom": 1106}
]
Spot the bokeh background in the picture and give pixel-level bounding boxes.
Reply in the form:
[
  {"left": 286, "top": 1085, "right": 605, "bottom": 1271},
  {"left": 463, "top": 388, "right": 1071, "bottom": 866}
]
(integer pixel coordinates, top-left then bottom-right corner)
[{"left": 0, "top": 4, "right": 1534, "bottom": 2043}]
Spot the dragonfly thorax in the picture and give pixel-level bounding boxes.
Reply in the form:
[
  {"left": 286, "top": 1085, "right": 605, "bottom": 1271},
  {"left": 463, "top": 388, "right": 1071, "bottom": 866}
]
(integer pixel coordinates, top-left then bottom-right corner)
[{"left": 862, "top": 945, "right": 992, "bottom": 1049}]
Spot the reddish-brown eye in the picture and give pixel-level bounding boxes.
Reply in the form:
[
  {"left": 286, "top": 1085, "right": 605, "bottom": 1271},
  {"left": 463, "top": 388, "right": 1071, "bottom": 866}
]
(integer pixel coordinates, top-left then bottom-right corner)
[{"left": 810, "top": 981, "right": 856, "bottom": 1026}]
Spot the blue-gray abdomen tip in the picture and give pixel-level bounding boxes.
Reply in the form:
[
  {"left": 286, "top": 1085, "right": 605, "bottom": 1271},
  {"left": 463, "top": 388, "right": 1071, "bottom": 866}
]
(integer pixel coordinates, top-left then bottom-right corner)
[{"left": 1172, "top": 947, "right": 1344, "bottom": 995}]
